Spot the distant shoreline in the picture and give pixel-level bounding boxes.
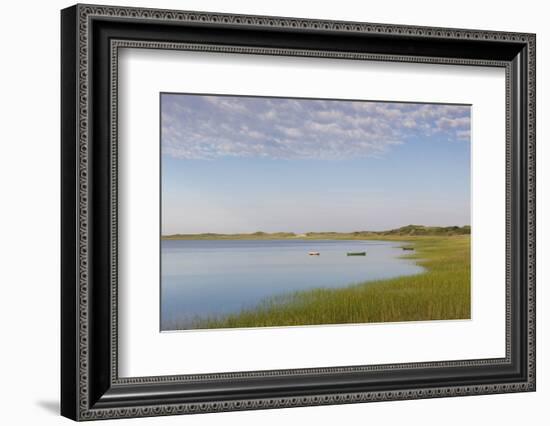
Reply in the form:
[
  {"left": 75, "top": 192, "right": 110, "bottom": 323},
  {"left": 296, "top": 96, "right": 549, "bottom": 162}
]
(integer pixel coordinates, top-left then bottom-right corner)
[{"left": 161, "top": 225, "right": 471, "bottom": 240}]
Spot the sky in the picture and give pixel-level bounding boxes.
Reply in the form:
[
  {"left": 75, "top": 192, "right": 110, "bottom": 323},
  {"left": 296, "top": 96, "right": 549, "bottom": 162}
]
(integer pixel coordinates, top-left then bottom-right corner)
[{"left": 161, "top": 93, "right": 471, "bottom": 234}]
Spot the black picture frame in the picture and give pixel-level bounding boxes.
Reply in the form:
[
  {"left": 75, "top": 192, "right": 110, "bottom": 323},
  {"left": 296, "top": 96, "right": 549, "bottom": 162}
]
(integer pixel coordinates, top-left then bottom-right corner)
[{"left": 61, "top": 4, "right": 536, "bottom": 421}]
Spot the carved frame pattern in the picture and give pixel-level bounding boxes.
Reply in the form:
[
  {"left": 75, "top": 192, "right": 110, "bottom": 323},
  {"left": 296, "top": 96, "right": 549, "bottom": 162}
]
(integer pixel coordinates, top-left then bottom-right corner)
[{"left": 61, "top": 3, "right": 536, "bottom": 421}]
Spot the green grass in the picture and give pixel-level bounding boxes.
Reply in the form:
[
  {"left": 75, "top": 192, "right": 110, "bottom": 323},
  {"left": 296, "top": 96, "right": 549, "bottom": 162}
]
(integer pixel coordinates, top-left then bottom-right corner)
[{"left": 182, "top": 235, "right": 470, "bottom": 330}]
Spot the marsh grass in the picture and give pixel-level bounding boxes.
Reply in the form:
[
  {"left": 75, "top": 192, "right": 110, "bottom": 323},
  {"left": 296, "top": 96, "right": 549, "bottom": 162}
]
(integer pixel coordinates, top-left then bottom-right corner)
[{"left": 179, "top": 235, "right": 470, "bottom": 330}]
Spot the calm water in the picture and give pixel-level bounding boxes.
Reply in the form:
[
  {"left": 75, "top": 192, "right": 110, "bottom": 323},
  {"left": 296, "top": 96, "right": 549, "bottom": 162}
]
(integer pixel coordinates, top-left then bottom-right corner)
[{"left": 161, "top": 239, "right": 424, "bottom": 330}]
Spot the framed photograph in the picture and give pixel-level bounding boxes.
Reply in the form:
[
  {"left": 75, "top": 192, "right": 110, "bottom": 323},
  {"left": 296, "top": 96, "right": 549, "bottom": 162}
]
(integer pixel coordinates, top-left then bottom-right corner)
[{"left": 61, "top": 4, "right": 536, "bottom": 421}]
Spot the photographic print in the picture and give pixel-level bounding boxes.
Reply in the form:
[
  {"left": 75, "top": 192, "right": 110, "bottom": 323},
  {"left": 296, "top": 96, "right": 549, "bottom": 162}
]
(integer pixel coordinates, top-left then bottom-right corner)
[
  {"left": 160, "top": 93, "right": 471, "bottom": 331},
  {"left": 61, "top": 7, "right": 536, "bottom": 417}
]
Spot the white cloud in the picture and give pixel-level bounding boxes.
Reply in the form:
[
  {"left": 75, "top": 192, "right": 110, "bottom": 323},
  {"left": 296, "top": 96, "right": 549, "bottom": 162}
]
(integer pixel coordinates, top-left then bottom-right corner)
[
  {"left": 161, "top": 95, "right": 470, "bottom": 160},
  {"left": 437, "top": 116, "right": 470, "bottom": 130},
  {"left": 456, "top": 129, "right": 471, "bottom": 141}
]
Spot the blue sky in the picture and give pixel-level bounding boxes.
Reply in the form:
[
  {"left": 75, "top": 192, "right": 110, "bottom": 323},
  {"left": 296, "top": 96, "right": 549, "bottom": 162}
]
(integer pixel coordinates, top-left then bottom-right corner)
[{"left": 161, "top": 94, "right": 470, "bottom": 234}]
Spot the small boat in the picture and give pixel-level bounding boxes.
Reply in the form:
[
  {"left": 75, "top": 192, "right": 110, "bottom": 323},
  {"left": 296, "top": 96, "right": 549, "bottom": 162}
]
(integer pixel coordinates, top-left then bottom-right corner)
[
  {"left": 346, "top": 251, "right": 366, "bottom": 256},
  {"left": 308, "top": 251, "right": 320, "bottom": 256},
  {"left": 402, "top": 247, "right": 414, "bottom": 251}
]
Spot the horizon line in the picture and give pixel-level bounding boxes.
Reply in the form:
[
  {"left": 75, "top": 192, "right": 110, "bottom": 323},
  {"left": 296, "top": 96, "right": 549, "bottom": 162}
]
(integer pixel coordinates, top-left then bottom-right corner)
[{"left": 162, "top": 224, "right": 471, "bottom": 237}]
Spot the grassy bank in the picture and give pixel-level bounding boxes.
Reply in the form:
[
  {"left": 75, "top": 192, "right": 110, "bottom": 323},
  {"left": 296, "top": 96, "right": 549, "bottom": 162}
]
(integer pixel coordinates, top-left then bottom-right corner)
[
  {"left": 162, "top": 225, "right": 470, "bottom": 240},
  {"left": 184, "top": 235, "right": 470, "bottom": 330}
]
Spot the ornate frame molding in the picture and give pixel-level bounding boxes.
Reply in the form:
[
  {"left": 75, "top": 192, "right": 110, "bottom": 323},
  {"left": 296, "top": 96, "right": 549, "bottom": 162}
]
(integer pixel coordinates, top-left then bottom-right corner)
[{"left": 61, "top": 4, "right": 535, "bottom": 421}]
